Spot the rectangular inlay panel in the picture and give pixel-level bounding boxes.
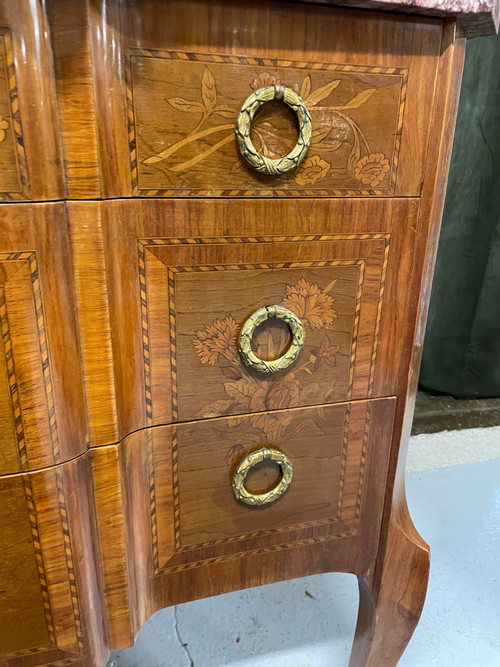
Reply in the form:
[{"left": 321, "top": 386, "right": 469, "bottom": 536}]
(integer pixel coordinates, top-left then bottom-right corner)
[
  {"left": 0, "top": 468, "right": 84, "bottom": 661},
  {"left": 82, "top": 197, "right": 418, "bottom": 441},
  {"left": 0, "top": 203, "right": 88, "bottom": 473},
  {"left": 139, "top": 234, "right": 390, "bottom": 424},
  {"left": 126, "top": 49, "right": 407, "bottom": 196},
  {"left": 0, "top": 253, "right": 58, "bottom": 473},
  {"left": 146, "top": 397, "right": 395, "bottom": 573}
]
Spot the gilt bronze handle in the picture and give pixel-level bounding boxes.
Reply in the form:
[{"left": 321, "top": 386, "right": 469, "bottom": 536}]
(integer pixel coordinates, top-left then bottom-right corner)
[
  {"left": 232, "top": 448, "right": 293, "bottom": 507},
  {"left": 238, "top": 305, "right": 304, "bottom": 374},
  {"left": 235, "top": 85, "right": 312, "bottom": 175}
]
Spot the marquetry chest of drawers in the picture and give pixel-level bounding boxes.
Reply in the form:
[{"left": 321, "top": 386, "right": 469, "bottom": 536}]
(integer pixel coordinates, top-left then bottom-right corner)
[{"left": 0, "top": 1, "right": 497, "bottom": 665}]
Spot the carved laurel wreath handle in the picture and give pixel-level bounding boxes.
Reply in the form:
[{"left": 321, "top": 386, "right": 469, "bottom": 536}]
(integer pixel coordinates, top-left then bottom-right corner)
[
  {"left": 232, "top": 448, "right": 293, "bottom": 507},
  {"left": 235, "top": 85, "right": 312, "bottom": 175},
  {"left": 238, "top": 305, "right": 304, "bottom": 374}
]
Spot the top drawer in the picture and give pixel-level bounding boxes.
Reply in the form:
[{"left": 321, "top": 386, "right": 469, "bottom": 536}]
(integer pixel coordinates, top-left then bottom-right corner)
[
  {"left": 51, "top": 0, "right": 444, "bottom": 198},
  {"left": 0, "top": 1, "right": 62, "bottom": 201}
]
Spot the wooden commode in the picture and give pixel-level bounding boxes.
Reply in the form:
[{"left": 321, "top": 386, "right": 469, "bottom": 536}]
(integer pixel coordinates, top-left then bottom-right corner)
[{"left": 0, "top": 1, "right": 498, "bottom": 665}]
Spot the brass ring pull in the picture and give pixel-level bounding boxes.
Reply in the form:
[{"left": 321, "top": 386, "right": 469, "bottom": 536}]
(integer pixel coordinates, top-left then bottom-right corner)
[
  {"left": 235, "top": 85, "right": 312, "bottom": 175},
  {"left": 232, "top": 448, "right": 293, "bottom": 507},
  {"left": 238, "top": 305, "right": 304, "bottom": 374}
]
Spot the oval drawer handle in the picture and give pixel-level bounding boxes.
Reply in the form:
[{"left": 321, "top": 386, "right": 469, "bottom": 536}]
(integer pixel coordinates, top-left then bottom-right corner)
[
  {"left": 235, "top": 85, "right": 312, "bottom": 176},
  {"left": 238, "top": 305, "right": 304, "bottom": 374},
  {"left": 232, "top": 448, "right": 293, "bottom": 507}
]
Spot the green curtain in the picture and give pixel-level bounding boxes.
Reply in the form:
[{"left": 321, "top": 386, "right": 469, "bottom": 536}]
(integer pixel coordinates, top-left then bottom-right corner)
[{"left": 419, "top": 33, "right": 500, "bottom": 398}]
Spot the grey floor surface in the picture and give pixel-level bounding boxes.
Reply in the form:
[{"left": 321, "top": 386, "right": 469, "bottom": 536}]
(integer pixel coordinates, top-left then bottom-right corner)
[{"left": 108, "top": 428, "right": 500, "bottom": 667}]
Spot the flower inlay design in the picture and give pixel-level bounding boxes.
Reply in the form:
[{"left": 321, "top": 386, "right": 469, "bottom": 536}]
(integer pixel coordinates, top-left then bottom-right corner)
[
  {"left": 139, "top": 62, "right": 395, "bottom": 190},
  {"left": 249, "top": 373, "right": 300, "bottom": 434},
  {"left": 193, "top": 315, "right": 239, "bottom": 365},
  {"left": 192, "top": 278, "right": 341, "bottom": 447},
  {"left": 355, "top": 153, "right": 390, "bottom": 187},
  {"left": 282, "top": 278, "right": 337, "bottom": 329},
  {"left": 294, "top": 155, "right": 331, "bottom": 185},
  {"left": 250, "top": 72, "right": 283, "bottom": 91}
]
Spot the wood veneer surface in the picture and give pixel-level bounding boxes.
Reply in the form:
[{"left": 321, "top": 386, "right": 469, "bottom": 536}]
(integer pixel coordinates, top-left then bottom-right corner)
[
  {"left": 348, "top": 24, "right": 466, "bottom": 666},
  {"left": 309, "top": 0, "right": 500, "bottom": 37},
  {"left": 68, "top": 197, "right": 419, "bottom": 445},
  {"left": 0, "top": 203, "right": 87, "bottom": 475},
  {"left": 0, "top": 456, "right": 107, "bottom": 666},
  {"left": 92, "top": 397, "right": 395, "bottom": 648},
  {"left": 0, "top": 1, "right": 63, "bottom": 201},
  {"left": 49, "top": 0, "right": 443, "bottom": 199},
  {"left": 0, "top": 2, "right": 469, "bottom": 666}
]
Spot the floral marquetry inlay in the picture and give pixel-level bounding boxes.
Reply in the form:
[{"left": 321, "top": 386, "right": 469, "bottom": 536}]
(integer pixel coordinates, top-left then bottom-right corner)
[
  {"left": 168, "top": 261, "right": 364, "bottom": 426},
  {"left": 126, "top": 50, "right": 407, "bottom": 196},
  {"left": 192, "top": 278, "right": 341, "bottom": 438},
  {"left": 282, "top": 277, "right": 337, "bottom": 328},
  {"left": 137, "top": 233, "right": 391, "bottom": 427}
]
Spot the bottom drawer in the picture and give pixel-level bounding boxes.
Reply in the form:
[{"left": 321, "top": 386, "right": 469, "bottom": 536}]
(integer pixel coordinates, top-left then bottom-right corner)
[
  {"left": 0, "top": 458, "right": 106, "bottom": 665},
  {"left": 92, "top": 397, "right": 396, "bottom": 646}
]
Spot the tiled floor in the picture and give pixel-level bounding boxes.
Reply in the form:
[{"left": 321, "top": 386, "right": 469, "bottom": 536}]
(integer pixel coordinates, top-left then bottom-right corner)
[{"left": 108, "top": 429, "right": 500, "bottom": 667}]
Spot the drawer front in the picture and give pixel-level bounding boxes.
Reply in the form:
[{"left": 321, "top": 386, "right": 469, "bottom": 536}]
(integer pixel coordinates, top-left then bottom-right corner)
[
  {"left": 0, "top": 204, "right": 87, "bottom": 475},
  {"left": 127, "top": 49, "right": 410, "bottom": 197},
  {"left": 52, "top": 0, "right": 443, "bottom": 198},
  {"left": 0, "top": 1, "right": 62, "bottom": 200},
  {"left": 153, "top": 399, "right": 394, "bottom": 571},
  {"left": 92, "top": 397, "right": 395, "bottom": 626},
  {"left": 70, "top": 198, "right": 418, "bottom": 442},
  {"left": 139, "top": 234, "right": 386, "bottom": 424},
  {"left": 0, "top": 458, "right": 105, "bottom": 665}
]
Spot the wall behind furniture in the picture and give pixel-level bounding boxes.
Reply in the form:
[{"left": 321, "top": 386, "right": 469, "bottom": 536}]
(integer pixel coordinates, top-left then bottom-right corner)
[{"left": 420, "top": 32, "right": 500, "bottom": 398}]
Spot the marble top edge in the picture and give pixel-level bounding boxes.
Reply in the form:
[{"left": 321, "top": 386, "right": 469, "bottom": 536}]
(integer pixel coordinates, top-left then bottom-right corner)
[{"left": 308, "top": 0, "right": 500, "bottom": 36}]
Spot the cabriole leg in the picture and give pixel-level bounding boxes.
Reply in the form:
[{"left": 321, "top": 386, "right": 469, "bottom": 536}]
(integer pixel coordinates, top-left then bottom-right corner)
[{"left": 349, "top": 505, "right": 430, "bottom": 667}]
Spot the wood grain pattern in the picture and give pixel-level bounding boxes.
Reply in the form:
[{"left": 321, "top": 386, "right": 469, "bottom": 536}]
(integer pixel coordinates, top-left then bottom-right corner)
[
  {"left": 49, "top": 0, "right": 443, "bottom": 199},
  {"left": 0, "top": 28, "right": 27, "bottom": 197},
  {"left": 0, "top": 3, "right": 471, "bottom": 666},
  {"left": 127, "top": 49, "right": 408, "bottom": 196},
  {"left": 0, "top": 456, "right": 107, "bottom": 666},
  {"left": 92, "top": 397, "right": 395, "bottom": 649},
  {"left": 0, "top": 204, "right": 87, "bottom": 475},
  {"left": 91, "top": 446, "right": 134, "bottom": 649},
  {"left": 47, "top": 0, "right": 102, "bottom": 199},
  {"left": 347, "top": 22, "right": 466, "bottom": 666},
  {"left": 67, "top": 197, "right": 418, "bottom": 445},
  {"left": 139, "top": 235, "right": 387, "bottom": 422},
  {"left": 67, "top": 202, "right": 119, "bottom": 448},
  {"left": 154, "top": 401, "right": 382, "bottom": 568},
  {"left": 0, "top": 1, "right": 63, "bottom": 200}
]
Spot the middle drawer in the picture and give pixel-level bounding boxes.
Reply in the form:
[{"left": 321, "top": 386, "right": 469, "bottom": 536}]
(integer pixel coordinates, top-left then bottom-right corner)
[
  {"left": 137, "top": 232, "right": 385, "bottom": 424},
  {"left": 69, "top": 197, "right": 417, "bottom": 445}
]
